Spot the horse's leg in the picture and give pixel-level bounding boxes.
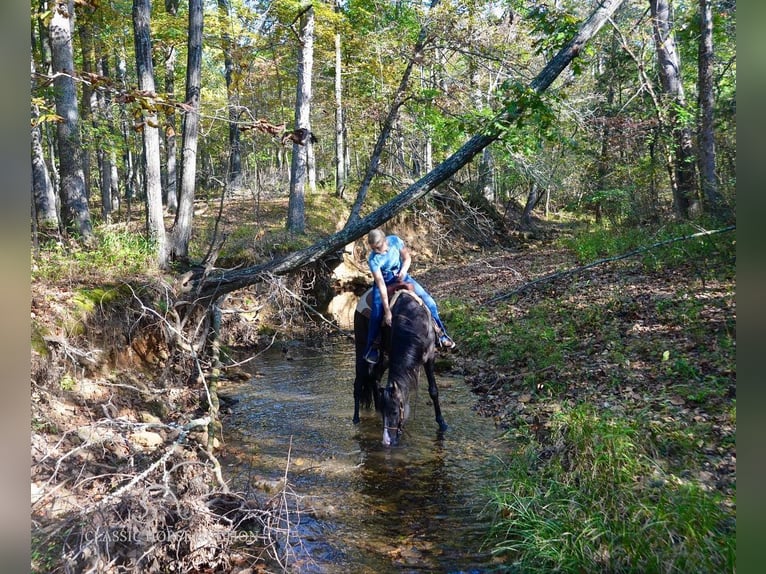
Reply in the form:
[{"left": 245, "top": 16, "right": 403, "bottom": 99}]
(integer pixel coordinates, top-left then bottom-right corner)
[
  {"left": 353, "top": 371, "right": 362, "bottom": 424},
  {"left": 353, "top": 310, "right": 368, "bottom": 424},
  {"left": 424, "top": 359, "right": 448, "bottom": 432}
]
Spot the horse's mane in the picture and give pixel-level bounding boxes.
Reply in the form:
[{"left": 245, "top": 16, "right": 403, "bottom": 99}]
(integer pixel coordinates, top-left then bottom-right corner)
[{"left": 388, "top": 293, "right": 434, "bottom": 388}]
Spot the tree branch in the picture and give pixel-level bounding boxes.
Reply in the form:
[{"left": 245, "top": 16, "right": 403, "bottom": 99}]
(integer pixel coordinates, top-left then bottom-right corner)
[{"left": 191, "top": 0, "right": 627, "bottom": 302}]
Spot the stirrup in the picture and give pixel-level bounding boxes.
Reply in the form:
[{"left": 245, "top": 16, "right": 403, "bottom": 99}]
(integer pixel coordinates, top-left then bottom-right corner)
[
  {"left": 364, "top": 348, "right": 380, "bottom": 364},
  {"left": 439, "top": 334, "right": 456, "bottom": 350}
]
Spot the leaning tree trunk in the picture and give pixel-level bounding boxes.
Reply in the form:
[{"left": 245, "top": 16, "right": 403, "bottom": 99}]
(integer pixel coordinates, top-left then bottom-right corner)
[
  {"left": 650, "top": 0, "right": 699, "bottom": 219},
  {"left": 521, "top": 182, "right": 542, "bottom": 228},
  {"left": 346, "top": 0, "right": 442, "bottom": 225},
  {"left": 133, "top": 0, "right": 168, "bottom": 268},
  {"left": 286, "top": 5, "right": 315, "bottom": 235},
  {"left": 169, "top": 0, "right": 203, "bottom": 261},
  {"left": 185, "top": 0, "right": 626, "bottom": 303},
  {"left": 50, "top": 0, "right": 93, "bottom": 242}
]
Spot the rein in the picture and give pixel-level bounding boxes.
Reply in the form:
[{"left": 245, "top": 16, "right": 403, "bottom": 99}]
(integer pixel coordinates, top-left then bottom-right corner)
[{"left": 384, "top": 388, "right": 406, "bottom": 435}]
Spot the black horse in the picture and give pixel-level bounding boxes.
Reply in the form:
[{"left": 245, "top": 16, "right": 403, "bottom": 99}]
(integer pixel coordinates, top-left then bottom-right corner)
[{"left": 352, "top": 284, "right": 448, "bottom": 446}]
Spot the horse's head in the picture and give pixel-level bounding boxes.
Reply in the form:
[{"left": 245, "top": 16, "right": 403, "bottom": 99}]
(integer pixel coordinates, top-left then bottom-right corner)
[{"left": 381, "top": 381, "right": 409, "bottom": 447}]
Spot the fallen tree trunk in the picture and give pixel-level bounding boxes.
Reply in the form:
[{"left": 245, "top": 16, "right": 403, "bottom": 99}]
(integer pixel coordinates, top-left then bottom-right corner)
[
  {"left": 485, "top": 225, "right": 736, "bottom": 303},
  {"left": 190, "top": 0, "right": 627, "bottom": 304}
]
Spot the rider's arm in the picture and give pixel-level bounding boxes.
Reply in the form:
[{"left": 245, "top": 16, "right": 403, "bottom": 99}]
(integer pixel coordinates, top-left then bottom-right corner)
[
  {"left": 397, "top": 245, "right": 412, "bottom": 280},
  {"left": 372, "top": 269, "right": 393, "bottom": 326}
]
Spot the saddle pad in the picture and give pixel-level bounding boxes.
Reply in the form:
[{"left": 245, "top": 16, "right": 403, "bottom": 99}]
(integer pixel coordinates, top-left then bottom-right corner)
[{"left": 355, "top": 286, "right": 426, "bottom": 319}]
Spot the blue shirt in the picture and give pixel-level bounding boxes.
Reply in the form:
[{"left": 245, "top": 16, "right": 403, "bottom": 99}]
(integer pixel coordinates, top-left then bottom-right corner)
[{"left": 368, "top": 235, "right": 404, "bottom": 284}]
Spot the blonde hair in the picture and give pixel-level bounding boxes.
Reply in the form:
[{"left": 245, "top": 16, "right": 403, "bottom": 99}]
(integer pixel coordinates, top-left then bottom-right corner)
[{"left": 367, "top": 229, "right": 386, "bottom": 246}]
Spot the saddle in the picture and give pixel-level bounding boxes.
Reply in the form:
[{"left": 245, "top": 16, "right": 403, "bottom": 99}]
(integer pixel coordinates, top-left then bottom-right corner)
[{"left": 355, "top": 281, "right": 418, "bottom": 319}]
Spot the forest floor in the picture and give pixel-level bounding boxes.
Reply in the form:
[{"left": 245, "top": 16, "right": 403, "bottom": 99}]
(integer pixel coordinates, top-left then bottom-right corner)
[
  {"left": 419, "top": 230, "right": 736, "bottom": 502},
  {"left": 30, "top": 195, "right": 736, "bottom": 572}
]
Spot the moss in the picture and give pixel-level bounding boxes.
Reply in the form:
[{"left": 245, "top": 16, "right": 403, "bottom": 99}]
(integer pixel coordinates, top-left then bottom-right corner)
[{"left": 31, "top": 321, "right": 50, "bottom": 357}]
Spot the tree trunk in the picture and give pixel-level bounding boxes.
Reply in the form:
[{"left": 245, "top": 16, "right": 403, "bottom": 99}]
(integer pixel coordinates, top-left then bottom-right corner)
[
  {"left": 190, "top": 0, "right": 626, "bottom": 302},
  {"left": 697, "top": 0, "right": 726, "bottom": 219},
  {"left": 50, "top": 0, "right": 93, "bottom": 242},
  {"left": 286, "top": 5, "right": 315, "bottom": 235},
  {"left": 78, "top": 9, "right": 95, "bottom": 204},
  {"left": 163, "top": 0, "right": 179, "bottom": 213},
  {"left": 32, "top": 119, "right": 59, "bottom": 232},
  {"left": 334, "top": 5, "right": 346, "bottom": 198},
  {"left": 35, "top": 0, "right": 53, "bottom": 72},
  {"left": 31, "top": 53, "right": 59, "bottom": 232},
  {"left": 95, "top": 47, "right": 118, "bottom": 221},
  {"left": 133, "top": 0, "right": 168, "bottom": 268},
  {"left": 218, "top": 0, "right": 243, "bottom": 191},
  {"left": 346, "top": 0, "right": 442, "bottom": 225},
  {"left": 650, "top": 0, "right": 699, "bottom": 218},
  {"left": 169, "top": 0, "right": 204, "bottom": 261},
  {"left": 521, "top": 182, "right": 541, "bottom": 227},
  {"left": 163, "top": 44, "right": 178, "bottom": 213},
  {"left": 595, "top": 41, "right": 617, "bottom": 224},
  {"left": 477, "top": 147, "right": 494, "bottom": 202}
]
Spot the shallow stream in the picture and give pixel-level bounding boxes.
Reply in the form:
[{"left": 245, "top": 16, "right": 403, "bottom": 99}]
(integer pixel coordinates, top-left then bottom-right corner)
[{"left": 219, "top": 341, "right": 509, "bottom": 573}]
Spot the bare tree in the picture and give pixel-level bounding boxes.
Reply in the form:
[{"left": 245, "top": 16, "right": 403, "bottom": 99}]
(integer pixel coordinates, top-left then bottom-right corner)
[
  {"left": 286, "top": 5, "right": 315, "bottom": 235},
  {"left": 50, "top": 0, "right": 93, "bottom": 241},
  {"left": 133, "top": 0, "right": 168, "bottom": 268},
  {"left": 169, "top": 0, "right": 204, "bottom": 261}
]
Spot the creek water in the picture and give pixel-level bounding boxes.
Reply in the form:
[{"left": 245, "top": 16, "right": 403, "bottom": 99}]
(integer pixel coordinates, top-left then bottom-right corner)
[{"left": 218, "top": 340, "right": 509, "bottom": 573}]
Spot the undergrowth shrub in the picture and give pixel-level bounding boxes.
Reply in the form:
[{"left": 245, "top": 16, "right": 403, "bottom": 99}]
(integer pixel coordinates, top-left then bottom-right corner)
[{"left": 486, "top": 405, "right": 735, "bottom": 573}]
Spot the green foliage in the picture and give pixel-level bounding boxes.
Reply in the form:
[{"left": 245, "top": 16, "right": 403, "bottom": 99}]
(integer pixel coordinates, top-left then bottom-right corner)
[
  {"left": 31, "top": 321, "right": 51, "bottom": 357},
  {"left": 495, "top": 80, "right": 558, "bottom": 142},
  {"left": 31, "top": 531, "right": 64, "bottom": 574},
  {"left": 559, "top": 225, "right": 645, "bottom": 263},
  {"left": 33, "top": 228, "right": 157, "bottom": 283},
  {"left": 487, "top": 405, "right": 735, "bottom": 573},
  {"left": 442, "top": 298, "right": 570, "bottom": 392},
  {"left": 59, "top": 373, "right": 77, "bottom": 392},
  {"left": 558, "top": 222, "right": 736, "bottom": 280},
  {"left": 581, "top": 188, "right": 633, "bottom": 224},
  {"left": 525, "top": 3, "right": 582, "bottom": 60}
]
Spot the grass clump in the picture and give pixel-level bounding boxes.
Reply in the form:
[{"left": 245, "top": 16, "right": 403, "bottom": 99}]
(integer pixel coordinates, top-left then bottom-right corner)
[
  {"left": 33, "top": 226, "right": 157, "bottom": 283},
  {"left": 486, "top": 404, "right": 735, "bottom": 573},
  {"left": 443, "top": 300, "right": 569, "bottom": 372}
]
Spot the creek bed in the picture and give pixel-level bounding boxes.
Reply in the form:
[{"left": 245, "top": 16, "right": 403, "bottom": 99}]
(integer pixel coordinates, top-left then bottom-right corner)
[{"left": 218, "top": 341, "right": 509, "bottom": 573}]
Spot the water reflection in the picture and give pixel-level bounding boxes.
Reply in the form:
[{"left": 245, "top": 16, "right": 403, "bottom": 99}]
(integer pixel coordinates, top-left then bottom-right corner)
[{"left": 219, "top": 341, "right": 507, "bottom": 573}]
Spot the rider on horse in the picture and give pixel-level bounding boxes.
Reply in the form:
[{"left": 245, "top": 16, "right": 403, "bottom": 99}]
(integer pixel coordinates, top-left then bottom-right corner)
[{"left": 363, "top": 229, "right": 456, "bottom": 364}]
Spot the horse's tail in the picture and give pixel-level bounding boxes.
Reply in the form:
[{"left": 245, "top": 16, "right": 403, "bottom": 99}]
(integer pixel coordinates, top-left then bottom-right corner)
[{"left": 353, "top": 309, "right": 379, "bottom": 411}]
